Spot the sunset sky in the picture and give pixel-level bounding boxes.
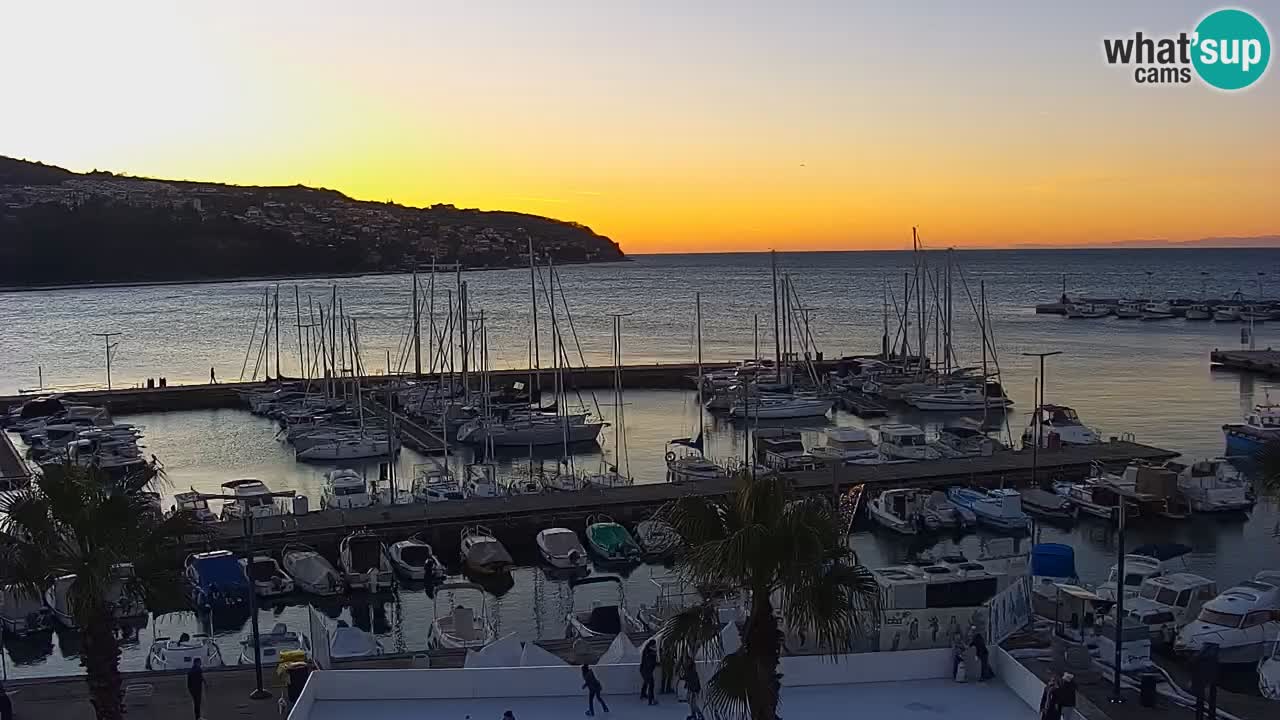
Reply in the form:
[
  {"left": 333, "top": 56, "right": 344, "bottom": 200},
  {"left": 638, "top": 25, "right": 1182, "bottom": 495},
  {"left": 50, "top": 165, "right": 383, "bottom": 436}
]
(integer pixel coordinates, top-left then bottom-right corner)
[{"left": 2, "top": 1, "right": 1276, "bottom": 253}]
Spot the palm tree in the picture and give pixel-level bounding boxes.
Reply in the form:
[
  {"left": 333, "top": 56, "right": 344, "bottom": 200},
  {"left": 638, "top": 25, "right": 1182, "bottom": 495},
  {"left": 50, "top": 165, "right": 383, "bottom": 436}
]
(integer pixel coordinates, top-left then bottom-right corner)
[
  {"left": 0, "top": 463, "right": 204, "bottom": 720},
  {"left": 1259, "top": 439, "right": 1280, "bottom": 495},
  {"left": 657, "top": 472, "right": 881, "bottom": 720}
]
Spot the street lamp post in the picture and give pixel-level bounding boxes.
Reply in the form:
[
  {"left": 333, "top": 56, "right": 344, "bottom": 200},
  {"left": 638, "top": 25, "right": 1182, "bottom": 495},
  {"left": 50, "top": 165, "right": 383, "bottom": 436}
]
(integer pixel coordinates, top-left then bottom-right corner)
[
  {"left": 243, "top": 514, "right": 272, "bottom": 700},
  {"left": 1110, "top": 498, "right": 1128, "bottom": 704},
  {"left": 1021, "top": 351, "right": 1062, "bottom": 489}
]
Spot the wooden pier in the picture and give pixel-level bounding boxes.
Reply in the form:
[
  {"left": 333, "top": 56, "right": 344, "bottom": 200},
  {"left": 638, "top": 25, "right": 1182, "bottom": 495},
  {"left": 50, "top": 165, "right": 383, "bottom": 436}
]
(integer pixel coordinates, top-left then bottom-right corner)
[
  {"left": 184, "top": 440, "right": 1177, "bottom": 558},
  {"left": 1210, "top": 349, "right": 1280, "bottom": 376}
]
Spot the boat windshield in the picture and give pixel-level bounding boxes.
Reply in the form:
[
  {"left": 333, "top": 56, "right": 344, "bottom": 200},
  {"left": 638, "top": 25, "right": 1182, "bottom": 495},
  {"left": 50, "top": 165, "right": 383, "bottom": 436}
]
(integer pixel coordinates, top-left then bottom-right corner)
[
  {"left": 399, "top": 546, "right": 433, "bottom": 566},
  {"left": 1050, "top": 408, "right": 1079, "bottom": 423},
  {"left": 1197, "top": 608, "right": 1243, "bottom": 628},
  {"left": 1108, "top": 569, "right": 1149, "bottom": 587},
  {"left": 894, "top": 434, "right": 925, "bottom": 447},
  {"left": 248, "top": 560, "right": 276, "bottom": 581}
]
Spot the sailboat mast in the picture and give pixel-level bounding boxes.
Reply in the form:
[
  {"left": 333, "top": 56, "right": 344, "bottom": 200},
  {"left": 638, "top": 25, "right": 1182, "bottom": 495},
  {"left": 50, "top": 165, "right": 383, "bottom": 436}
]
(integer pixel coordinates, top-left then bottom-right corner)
[
  {"left": 980, "top": 280, "right": 989, "bottom": 417},
  {"left": 882, "top": 281, "right": 889, "bottom": 358},
  {"left": 696, "top": 292, "right": 704, "bottom": 448},
  {"left": 771, "top": 250, "right": 781, "bottom": 371},
  {"left": 528, "top": 235, "right": 541, "bottom": 392},
  {"left": 274, "top": 286, "right": 281, "bottom": 380},
  {"left": 412, "top": 269, "right": 421, "bottom": 377},
  {"left": 294, "top": 286, "right": 304, "bottom": 380},
  {"left": 753, "top": 313, "right": 759, "bottom": 366}
]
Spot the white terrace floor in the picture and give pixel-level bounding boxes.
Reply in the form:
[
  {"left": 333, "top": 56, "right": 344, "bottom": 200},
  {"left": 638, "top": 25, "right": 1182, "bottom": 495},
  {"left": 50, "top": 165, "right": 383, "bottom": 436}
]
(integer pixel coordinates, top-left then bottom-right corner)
[{"left": 303, "top": 678, "right": 1037, "bottom": 720}]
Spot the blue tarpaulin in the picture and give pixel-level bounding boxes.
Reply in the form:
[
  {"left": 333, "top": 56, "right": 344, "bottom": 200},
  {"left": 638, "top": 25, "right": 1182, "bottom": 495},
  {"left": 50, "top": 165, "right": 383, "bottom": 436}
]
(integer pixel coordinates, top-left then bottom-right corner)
[{"left": 1030, "top": 543, "right": 1076, "bottom": 579}]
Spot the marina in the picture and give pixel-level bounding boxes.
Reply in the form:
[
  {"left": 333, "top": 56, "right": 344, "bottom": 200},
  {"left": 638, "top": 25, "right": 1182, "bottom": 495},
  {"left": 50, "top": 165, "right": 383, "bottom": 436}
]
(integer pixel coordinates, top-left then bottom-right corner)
[{"left": 3, "top": 250, "right": 1280, "bottom": 720}]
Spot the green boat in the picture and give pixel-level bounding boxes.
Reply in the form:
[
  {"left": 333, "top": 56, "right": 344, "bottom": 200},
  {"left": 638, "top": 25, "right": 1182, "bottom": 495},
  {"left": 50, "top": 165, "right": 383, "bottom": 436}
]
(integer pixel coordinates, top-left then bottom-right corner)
[{"left": 585, "top": 515, "right": 642, "bottom": 564}]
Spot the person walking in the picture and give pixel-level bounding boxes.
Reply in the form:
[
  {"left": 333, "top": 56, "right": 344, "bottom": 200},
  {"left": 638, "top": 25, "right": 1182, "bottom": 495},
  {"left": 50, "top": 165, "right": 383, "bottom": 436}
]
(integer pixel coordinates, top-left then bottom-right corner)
[
  {"left": 0, "top": 680, "right": 14, "bottom": 720},
  {"left": 682, "top": 658, "right": 705, "bottom": 720},
  {"left": 187, "top": 657, "right": 208, "bottom": 720},
  {"left": 210, "top": 367, "right": 217, "bottom": 384},
  {"left": 640, "top": 641, "right": 658, "bottom": 705},
  {"left": 970, "top": 626, "right": 993, "bottom": 680},
  {"left": 1054, "top": 673, "right": 1077, "bottom": 720},
  {"left": 581, "top": 663, "right": 608, "bottom": 716},
  {"left": 659, "top": 642, "right": 675, "bottom": 694},
  {"left": 1039, "top": 672, "right": 1060, "bottom": 720}
]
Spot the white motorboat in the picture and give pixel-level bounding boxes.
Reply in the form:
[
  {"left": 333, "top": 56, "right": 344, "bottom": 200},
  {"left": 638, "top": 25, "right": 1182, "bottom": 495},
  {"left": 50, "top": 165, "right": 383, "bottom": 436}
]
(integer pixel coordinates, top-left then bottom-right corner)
[
  {"left": 297, "top": 435, "right": 394, "bottom": 461},
  {"left": 565, "top": 576, "right": 645, "bottom": 640},
  {"left": 240, "top": 555, "right": 295, "bottom": 598},
  {"left": 146, "top": 632, "right": 224, "bottom": 671},
  {"left": 321, "top": 469, "right": 375, "bottom": 510},
  {"left": 1125, "top": 573, "right": 1219, "bottom": 644},
  {"left": 173, "top": 490, "right": 218, "bottom": 523},
  {"left": 1097, "top": 543, "right": 1192, "bottom": 601},
  {"left": 1184, "top": 304, "right": 1213, "bottom": 321},
  {"left": 1140, "top": 302, "right": 1176, "bottom": 320},
  {"left": 867, "top": 489, "right": 924, "bottom": 534},
  {"left": 921, "top": 490, "right": 976, "bottom": 529},
  {"left": 43, "top": 564, "right": 145, "bottom": 629},
  {"left": 1053, "top": 480, "right": 1128, "bottom": 521},
  {"left": 876, "top": 424, "right": 939, "bottom": 461},
  {"left": 238, "top": 623, "right": 311, "bottom": 665},
  {"left": 758, "top": 433, "right": 820, "bottom": 472},
  {"left": 933, "top": 426, "right": 1000, "bottom": 458},
  {"left": 1241, "top": 305, "right": 1272, "bottom": 322},
  {"left": 1065, "top": 303, "right": 1111, "bottom": 319},
  {"left": 1176, "top": 458, "right": 1253, "bottom": 513},
  {"left": 536, "top": 527, "right": 589, "bottom": 570},
  {"left": 1022, "top": 405, "right": 1100, "bottom": 448},
  {"left": 411, "top": 464, "right": 463, "bottom": 503},
  {"left": 728, "top": 395, "right": 833, "bottom": 419},
  {"left": 427, "top": 581, "right": 496, "bottom": 650},
  {"left": 945, "top": 487, "right": 1030, "bottom": 534},
  {"left": 328, "top": 622, "right": 382, "bottom": 660},
  {"left": 338, "top": 530, "right": 394, "bottom": 591},
  {"left": 808, "top": 427, "right": 880, "bottom": 464},
  {"left": 1176, "top": 572, "right": 1280, "bottom": 665},
  {"left": 219, "top": 479, "right": 289, "bottom": 521},
  {"left": 282, "top": 544, "right": 343, "bottom": 596},
  {"left": 1262, "top": 639, "right": 1280, "bottom": 700},
  {"left": 387, "top": 535, "right": 446, "bottom": 582},
  {"left": 1213, "top": 306, "right": 1241, "bottom": 321},
  {"left": 463, "top": 463, "right": 502, "bottom": 498},
  {"left": 1, "top": 587, "right": 51, "bottom": 636},
  {"left": 1115, "top": 301, "right": 1145, "bottom": 319},
  {"left": 460, "top": 525, "right": 513, "bottom": 575},
  {"left": 665, "top": 448, "right": 727, "bottom": 481},
  {"left": 906, "top": 385, "right": 1013, "bottom": 412}
]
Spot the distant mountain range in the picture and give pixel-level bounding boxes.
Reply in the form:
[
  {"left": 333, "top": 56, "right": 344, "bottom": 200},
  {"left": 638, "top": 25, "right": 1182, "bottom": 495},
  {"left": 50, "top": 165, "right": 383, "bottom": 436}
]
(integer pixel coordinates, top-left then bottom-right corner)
[
  {"left": 1015, "top": 235, "right": 1280, "bottom": 250},
  {"left": 0, "top": 156, "right": 625, "bottom": 288}
]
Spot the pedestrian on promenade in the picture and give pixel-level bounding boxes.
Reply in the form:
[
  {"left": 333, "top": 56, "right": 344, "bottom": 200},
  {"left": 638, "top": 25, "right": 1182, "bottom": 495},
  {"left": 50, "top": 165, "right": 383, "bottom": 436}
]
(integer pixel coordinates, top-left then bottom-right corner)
[
  {"left": 640, "top": 641, "right": 658, "bottom": 705},
  {"left": 187, "top": 657, "right": 208, "bottom": 720},
  {"left": 581, "top": 663, "right": 608, "bottom": 716}
]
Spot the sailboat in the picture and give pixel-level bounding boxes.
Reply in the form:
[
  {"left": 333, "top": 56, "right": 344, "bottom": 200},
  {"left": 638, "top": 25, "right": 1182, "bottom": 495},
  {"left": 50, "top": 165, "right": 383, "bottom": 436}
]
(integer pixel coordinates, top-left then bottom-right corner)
[
  {"left": 583, "top": 314, "right": 634, "bottom": 488},
  {"left": 666, "top": 293, "right": 730, "bottom": 484}
]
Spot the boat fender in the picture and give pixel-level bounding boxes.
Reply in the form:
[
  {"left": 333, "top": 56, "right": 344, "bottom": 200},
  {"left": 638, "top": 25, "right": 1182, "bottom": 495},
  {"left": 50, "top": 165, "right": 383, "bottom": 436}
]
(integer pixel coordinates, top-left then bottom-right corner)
[{"left": 665, "top": 451, "right": 677, "bottom": 462}]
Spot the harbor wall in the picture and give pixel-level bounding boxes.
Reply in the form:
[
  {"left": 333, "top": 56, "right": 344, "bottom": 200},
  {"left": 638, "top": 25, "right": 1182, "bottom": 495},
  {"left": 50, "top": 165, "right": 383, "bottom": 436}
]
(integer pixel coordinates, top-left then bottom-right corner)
[{"left": 292, "top": 648, "right": 954, "bottom": 707}]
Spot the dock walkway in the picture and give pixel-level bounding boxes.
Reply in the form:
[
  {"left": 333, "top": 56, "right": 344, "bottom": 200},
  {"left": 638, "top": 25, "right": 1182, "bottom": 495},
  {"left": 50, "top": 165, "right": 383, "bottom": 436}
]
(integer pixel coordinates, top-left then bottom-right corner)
[
  {"left": 1210, "top": 348, "right": 1280, "bottom": 376},
  {"left": 188, "top": 440, "right": 1176, "bottom": 554}
]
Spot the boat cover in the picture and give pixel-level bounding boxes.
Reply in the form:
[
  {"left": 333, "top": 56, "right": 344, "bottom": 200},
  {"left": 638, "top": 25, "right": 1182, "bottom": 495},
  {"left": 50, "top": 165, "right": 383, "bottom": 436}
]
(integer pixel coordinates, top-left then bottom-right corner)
[
  {"left": 1132, "top": 543, "right": 1192, "bottom": 561},
  {"left": 519, "top": 642, "right": 568, "bottom": 667},
  {"left": 329, "top": 626, "right": 377, "bottom": 659},
  {"left": 1031, "top": 544, "right": 1076, "bottom": 579},
  {"left": 468, "top": 539, "right": 513, "bottom": 567},
  {"left": 589, "top": 524, "right": 634, "bottom": 554},
  {"left": 288, "top": 552, "right": 338, "bottom": 589},
  {"left": 597, "top": 632, "right": 642, "bottom": 664},
  {"left": 192, "top": 554, "right": 248, "bottom": 592},
  {"left": 463, "top": 633, "right": 522, "bottom": 668}
]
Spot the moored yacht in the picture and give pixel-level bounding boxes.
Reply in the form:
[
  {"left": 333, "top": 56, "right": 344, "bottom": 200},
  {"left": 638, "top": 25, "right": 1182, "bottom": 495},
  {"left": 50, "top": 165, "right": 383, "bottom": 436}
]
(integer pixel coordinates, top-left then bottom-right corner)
[
  {"left": 460, "top": 525, "right": 513, "bottom": 575},
  {"left": 1022, "top": 405, "right": 1100, "bottom": 448},
  {"left": 338, "top": 529, "right": 394, "bottom": 591},
  {"left": 1184, "top": 304, "right": 1213, "bottom": 321},
  {"left": 1222, "top": 400, "right": 1280, "bottom": 455},
  {"left": 240, "top": 555, "right": 295, "bottom": 598},
  {"left": 1175, "top": 571, "right": 1280, "bottom": 665},
  {"left": 282, "top": 544, "right": 343, "bottom": 596},
  {"left": 146, "top": 633, "right": 224, "bottom": 671},
  {"left": 238, "top": 623, "right": 311, "bottom": 665},
  {"left": 219, "top": 479, "right": 290, "bottom": 521},
  {"left": 321, "top": 469, "right": 375, "bottom": 510},
  {"left": 1175, "top": 457, "right": 1253, "bottom": 513},
  {"left": 427, "top": 581, "right": 495, "bottom": 650},
  {"left": 1097, "top": 543, "right": 1192, "bottom": 601},
  {"left": 945, "top": 487, "right": 1030, "bottom": 533},
  {"left": 876, "top": 424, "right": 940, "bottom": 461},
  {"left": 565, "top": 576, "right": 644, "bottom": 640},
  {"left": 1065, "top": 303, "right": 1110, "bottom": 319},
  {"left": 906, "top": 385, "right": 1013, "bottom": 412},
  {"left": 1115, "top": 301, "right": 1145, "bottom": 319},
  {"left": 1140, "top": 302, "right": 1175, "bottom": 320},
  {"left": 808, "top": 427, "right": 880, "bottom": 464},
  {"left": 867, "top": 489, "right": 925, "bottom": 535},
  {"left": 1213, "top": 306, "right": 1242, "bottom": 321},
  {"left": 728, "top": 394, "right": 833, "bottom": 419}
]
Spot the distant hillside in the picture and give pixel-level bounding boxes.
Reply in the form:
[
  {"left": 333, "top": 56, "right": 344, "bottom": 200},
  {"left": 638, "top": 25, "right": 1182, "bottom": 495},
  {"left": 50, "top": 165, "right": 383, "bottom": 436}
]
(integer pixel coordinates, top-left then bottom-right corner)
[{"left": 0, "top": 156, "right": 625, "bottom": 288}]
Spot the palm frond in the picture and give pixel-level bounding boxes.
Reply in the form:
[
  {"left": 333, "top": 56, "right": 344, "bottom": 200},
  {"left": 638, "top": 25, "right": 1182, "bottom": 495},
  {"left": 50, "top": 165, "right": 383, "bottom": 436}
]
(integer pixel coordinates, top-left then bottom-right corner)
[
  {"left": 702, "top": 649, "right": 779, "bottom": 720},
  {"left": 1258, "top": 439, "right": 1280, "bottom": 494},
  {"left": 666, "top": 494, "right": 730, "bottom": 548},
  {"left": 657, "top": 601, "right": 724, "bottom": 666}
]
